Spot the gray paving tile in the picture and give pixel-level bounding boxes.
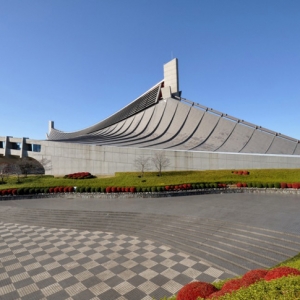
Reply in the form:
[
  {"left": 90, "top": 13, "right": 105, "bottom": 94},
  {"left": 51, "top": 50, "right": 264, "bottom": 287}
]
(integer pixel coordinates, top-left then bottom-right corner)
[{"left": 2, "top": 193, "right": 298, "bottom": 299}]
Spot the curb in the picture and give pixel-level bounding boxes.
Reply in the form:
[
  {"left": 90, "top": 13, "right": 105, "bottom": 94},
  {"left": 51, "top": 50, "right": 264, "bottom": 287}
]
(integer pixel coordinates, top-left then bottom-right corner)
[{"left": 1, "top": 187, "right": 300, "bottom": 201}]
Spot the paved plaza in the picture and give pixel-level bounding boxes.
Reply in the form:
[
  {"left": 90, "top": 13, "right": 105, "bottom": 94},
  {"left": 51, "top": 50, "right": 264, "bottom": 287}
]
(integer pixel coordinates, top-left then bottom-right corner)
[{"left": 0, "top": 193, "right": 300, "bottom": 299}]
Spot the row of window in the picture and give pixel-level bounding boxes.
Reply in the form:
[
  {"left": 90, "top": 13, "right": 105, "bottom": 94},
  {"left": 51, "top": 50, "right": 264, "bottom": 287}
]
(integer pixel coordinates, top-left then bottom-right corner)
[{"left": 0, "top": 142, "right": 41, "bottom": 152}]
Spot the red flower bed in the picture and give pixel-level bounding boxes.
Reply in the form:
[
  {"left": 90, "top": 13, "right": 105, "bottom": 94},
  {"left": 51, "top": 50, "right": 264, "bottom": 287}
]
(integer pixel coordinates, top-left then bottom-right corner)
[
  {"left": 130, "top": 187, "right": 136, "bottom": 193},
  {"left": 264, "top": 266, "right": 300, "bottom": 281},
  {"left": 65, "top": 172, "right": 93, "bottom": 179},
  {"left": 233, "top": 170, "right": 249, "bottom": 176},
  {"left": 182, "top": 267, "right": 300, "bottom": 299},
  {"left": 177, "top": 281, "right": 218, "bottom": 300},
  {"left": 236, "top": 182, "right": 242, "bottom": 188},
  {"left": 221, "top": 278, "right": 244, "bottom": 292},
  {"left": 106, "top": 187, "right": 112, "bottom": 193},
  {"left": 242, "top": 269, "right": 268, "bottom": 286},
  {"left": 218, "top": 183, "right": 227, "bottom": 188}
]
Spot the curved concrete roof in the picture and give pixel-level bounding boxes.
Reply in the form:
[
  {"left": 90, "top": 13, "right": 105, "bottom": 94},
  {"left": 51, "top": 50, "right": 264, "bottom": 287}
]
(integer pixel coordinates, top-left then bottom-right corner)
[
  {"left": 48, "top": 95, "right": 299, "bottom": 155},
  {"left": 48, "top": 58, "right": 299, "bottom": 155}
]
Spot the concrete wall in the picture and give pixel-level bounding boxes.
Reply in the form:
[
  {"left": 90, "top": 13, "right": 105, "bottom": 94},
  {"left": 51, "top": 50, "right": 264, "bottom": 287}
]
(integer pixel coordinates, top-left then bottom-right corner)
[
  {"left": 2, "top": 137, "right": 300, "bottom": 176},
  {"left": 37, "top": 140, "right": 300, "bottom": 176}
]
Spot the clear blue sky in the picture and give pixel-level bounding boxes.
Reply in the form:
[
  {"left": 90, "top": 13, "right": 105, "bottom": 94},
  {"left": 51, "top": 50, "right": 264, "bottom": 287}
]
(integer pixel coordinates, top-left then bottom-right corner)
[{"left": 1, "top": 0, "right": 300, "bottom": 140}]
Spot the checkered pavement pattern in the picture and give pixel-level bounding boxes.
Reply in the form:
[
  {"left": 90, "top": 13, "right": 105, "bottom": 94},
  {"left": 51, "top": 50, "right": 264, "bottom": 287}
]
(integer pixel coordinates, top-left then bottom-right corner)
[{"left": 0, "top": 222, "right": 230, "bottom": 300}]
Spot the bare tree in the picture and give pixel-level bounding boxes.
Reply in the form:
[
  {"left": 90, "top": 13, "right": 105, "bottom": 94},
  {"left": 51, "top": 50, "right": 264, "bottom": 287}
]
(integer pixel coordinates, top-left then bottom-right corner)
[
  {"left": 0, "top": 163, "right": 9, "bottom": 183},
  {"left": 151, "top": 151, "right": 170, "bottom": 176},
  {"left": 134, "top": 155, "right": 151, "bottom": 177},
  {"left": 17, "top": 157, "right": 35, "bottom": 177},
  {"left": 7, "top": 163, "right": 22, "bottom": 183}
]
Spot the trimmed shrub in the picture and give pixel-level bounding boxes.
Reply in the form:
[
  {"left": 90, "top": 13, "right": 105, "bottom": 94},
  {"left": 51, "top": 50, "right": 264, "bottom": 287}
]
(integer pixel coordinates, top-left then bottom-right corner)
[
  {"left": 95, "top": 187, "right": 101, "bottom": 192},
  {"left": 151, "top": 186, "right": 157, "bottom": 192},
  {"left": 208, "top": 288, "right": 231, "bottom": 299},
  {"left": 177, "top": 281, "right": 218, "bottom": 300},
  {"left": 17, "top": 188, "right": 24, "bottom": 195},
  {"left": 156, "top": 187, "right": 161, "bottom": 192},
  {"left": 257, "top": 183, "right": 263, "bottom": 188},
  {"left": 29, "top": 188, "right": 35, "bottom": 194},
  {"left": 242, "top": 269, "right": 268, "bottom": 286},
  {"left": 264, "top": 266, "right": 300, "bottom": 281},
  {"left": 274, "top": 182, "right": 280, "bottom": 188},
  {"left": 268, "top": 183, "right": 274, "bottom": 188},
  {"left": 101, "top": 187, "right": 106, "bottom": 193},
  {"left": 136, "top": 187, "right": 141, "bottom": 193},
  {"left": 281, "top": 182, "right": 287, "bottom": 189},
  {"left": 44, "top": 188, "right": 49, "bottom": 193},
  {"left": 221, "top": 278, "right": 244, "bottom": 293}
]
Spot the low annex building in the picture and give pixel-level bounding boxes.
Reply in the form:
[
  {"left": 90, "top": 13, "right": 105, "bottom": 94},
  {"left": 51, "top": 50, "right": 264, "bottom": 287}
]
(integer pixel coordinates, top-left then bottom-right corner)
[{"left": 1, "top": 59, "right": 300, "bottom": 175}]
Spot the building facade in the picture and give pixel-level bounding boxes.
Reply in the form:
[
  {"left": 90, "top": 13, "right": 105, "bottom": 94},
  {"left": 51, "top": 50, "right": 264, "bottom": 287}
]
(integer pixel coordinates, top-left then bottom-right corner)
[{"left": 1, "top": 59, "right": 300, "bottom": 175}]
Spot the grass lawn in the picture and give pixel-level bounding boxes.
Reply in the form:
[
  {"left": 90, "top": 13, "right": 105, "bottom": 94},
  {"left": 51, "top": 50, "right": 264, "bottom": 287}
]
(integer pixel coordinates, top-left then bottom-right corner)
[{"left": 2, "top": 168, "right": 300, "bottom": 189}]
